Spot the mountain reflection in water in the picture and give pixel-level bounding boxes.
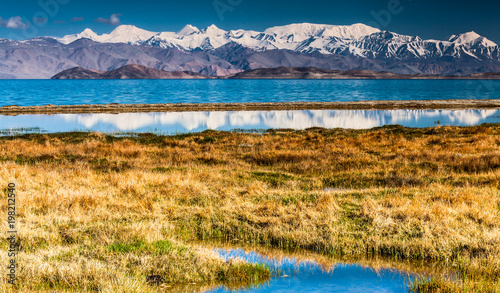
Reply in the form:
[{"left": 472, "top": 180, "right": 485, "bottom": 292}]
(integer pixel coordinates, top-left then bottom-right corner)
[{"left": 0, "top": 109, "right": 498, "bottom": 134}]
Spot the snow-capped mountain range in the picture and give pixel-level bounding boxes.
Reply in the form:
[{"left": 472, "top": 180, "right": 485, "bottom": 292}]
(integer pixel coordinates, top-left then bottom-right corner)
[
  {"left": 1, "top": 23, "right": 500, "bottom": 79},
  {"left": 56, "top": 23, "right": 499, "bottom": 61}
]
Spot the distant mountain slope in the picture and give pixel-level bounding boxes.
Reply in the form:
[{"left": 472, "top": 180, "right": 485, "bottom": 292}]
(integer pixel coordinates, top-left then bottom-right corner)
[
  {"left": 226, "top": 67, "right": 500, "bottom": 79},
  {"left": 51, "top": 64, "right": 211, "bottom": 79},
  {"left": 0, "top": 38, "right": 241, "bottom": 79},
  {"left": 226, "top": 67, "right": 404, "bottom": 79},
  {"left": 51, "top": 65, "right": 500, "bottom": 80},
  {"left": 1, "top": 23, "right": 500, "bottom": 79},
  {"left": 51, "top": 67, "right": 104, "bottom": 79}
]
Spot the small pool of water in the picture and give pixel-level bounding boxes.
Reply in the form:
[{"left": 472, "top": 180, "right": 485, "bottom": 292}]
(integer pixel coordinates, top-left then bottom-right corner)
[
  {"left": 209, "top": 249, "right": 413, "bottom": 293},
  {"left": 1, "top": 109, "right": 499, "bottom": 135}
]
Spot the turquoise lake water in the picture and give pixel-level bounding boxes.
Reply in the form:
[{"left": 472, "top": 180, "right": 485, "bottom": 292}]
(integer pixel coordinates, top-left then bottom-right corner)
[{"left": 1, "top": 79, "right": 500, "bottom": 106}]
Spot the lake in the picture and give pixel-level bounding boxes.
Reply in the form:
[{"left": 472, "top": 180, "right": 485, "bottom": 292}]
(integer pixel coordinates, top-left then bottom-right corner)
[
  {"left": 0, "top": 79, "right": 478, "bottom": 291},
  {"left": 1, "top": 79, "right": 500, "bottom": 107}
]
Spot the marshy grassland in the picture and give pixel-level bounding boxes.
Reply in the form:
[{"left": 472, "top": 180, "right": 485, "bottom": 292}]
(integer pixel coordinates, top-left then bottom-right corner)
[{"left": 1, "top": 125, "right": 500, "bottom": 292}]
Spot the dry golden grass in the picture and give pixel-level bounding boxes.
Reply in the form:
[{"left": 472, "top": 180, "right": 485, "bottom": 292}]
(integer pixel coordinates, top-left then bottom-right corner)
[{"left": 0, "top": 125, "right": 499, "bottom": 292}]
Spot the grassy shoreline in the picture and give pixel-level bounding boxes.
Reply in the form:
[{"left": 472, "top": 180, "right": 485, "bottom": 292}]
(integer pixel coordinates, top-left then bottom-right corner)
[
  {"left": 1, "top": 99, "right": 500, "bottom": 115},
  {"left": 1, "top": 125, "right": 500, "bottom": 292}
]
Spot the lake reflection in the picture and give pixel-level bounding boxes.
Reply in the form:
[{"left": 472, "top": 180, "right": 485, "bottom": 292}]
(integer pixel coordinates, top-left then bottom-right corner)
[
  {"left": 209, "top": 249, "right": 411, "bottom": 293},
  {"left": 1, "top": 109, "right": 499, "bottom": 134}
]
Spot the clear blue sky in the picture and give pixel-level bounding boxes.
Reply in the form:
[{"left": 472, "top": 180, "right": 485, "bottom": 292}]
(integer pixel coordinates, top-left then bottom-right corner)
[{"left": 1, "top": 0, "right": 499, "bottom": 42}]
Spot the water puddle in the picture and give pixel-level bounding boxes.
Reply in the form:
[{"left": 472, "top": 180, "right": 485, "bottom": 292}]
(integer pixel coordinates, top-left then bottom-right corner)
[
  {"left": 1, "top": 109, "right": 499, "bottom": 135},
  {"left": 208, "top": 249, "right": 415, "bottom": 293}
]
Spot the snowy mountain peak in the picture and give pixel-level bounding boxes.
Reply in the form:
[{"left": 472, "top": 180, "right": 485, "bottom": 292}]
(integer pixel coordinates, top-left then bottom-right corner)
[
  {"left": 449, "top": 31, "right": 497, "bottom": 47},
  {"left": 202, "top": 24, "right": 226, "bottom": 36},
  {"left": 81, "top": 28, "right": 97, "bottom": 36},
  {"left": 449, "top": 31, "right": 479, "bottom": 42},
  {"left": 55, "top": 28, "right": 99, "bottom": 44},
  {"left": 177, "top": 24, "right": 200, "bottom": 36},
  {"left": 57, "top": 25, "right": 157, "bottom": 45},
  {"left": 265, "top": 23, "right": 380, "bottom": 40},
  {"left": 109, "top": 25, "right": 145, "bottom": 35},
  {"left": 52, "top": 23, "right": 500, "bottom": 62},
  {"left": 106, "top": 25, "right": 157, "bottom": 43}
]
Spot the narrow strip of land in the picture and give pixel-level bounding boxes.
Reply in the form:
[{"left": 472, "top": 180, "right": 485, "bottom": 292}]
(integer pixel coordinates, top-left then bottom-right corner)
[{"left": 2, "top": 99, "right": 500, "bottom": 115}]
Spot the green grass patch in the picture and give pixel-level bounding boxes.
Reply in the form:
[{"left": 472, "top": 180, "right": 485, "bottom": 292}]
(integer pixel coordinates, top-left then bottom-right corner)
[
  {"left": 408, "top": 277, "right": 456, "bottom": 293},
  {"left": 218, "top": 263, "right": 270, "bottom": 284},
  {"left": 323, "top": 174, "right": 377, "bottom": 189},
  {"left": 251, "top": 171, "right": 297, "bottom": 187},
  {"left": 13, "top": 154, "right": 57, "bottom": 165},
  {"left": 193, "top": 136, "right": 217, "bottom": 144},
  {"left": 151, "top": 166, "right": 188, "bottom": 173},
  {"left": 106, "top": 240, "right": 175, "bottom": 255}
]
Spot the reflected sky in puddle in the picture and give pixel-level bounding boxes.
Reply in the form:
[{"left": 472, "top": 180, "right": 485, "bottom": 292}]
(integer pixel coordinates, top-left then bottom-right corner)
[
  {"left": 1, "top": 109, "right": 499, "bottom": 134},
  {"left": 210, "top": 249, "right": 411, "bottom": 293}
]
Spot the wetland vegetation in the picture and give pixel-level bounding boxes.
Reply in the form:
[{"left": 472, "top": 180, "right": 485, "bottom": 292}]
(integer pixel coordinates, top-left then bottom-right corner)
[{"left": 1, "top": 125, "right": 499, "bottom": 292}]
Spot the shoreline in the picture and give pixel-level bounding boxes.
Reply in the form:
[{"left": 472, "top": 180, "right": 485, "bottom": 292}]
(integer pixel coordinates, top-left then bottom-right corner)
[{"left": 1, "top": 99, "right": 500, "bottom": 115}]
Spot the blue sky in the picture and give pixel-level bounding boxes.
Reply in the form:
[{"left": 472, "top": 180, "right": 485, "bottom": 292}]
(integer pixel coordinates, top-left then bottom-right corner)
[{"left": 0, "top": 0, "right": 499, "bottom": 42}]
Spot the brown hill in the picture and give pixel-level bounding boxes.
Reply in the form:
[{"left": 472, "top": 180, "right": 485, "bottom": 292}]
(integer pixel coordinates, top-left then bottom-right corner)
[
  {"left": 51, "top": 67, "right": 105, "bottom": 79},
  {"left": 225, "top": 67, "right": 500, "bottom": 80},
  {"left": 51, "top": 64, "right": 211, "bottom": 80},
  {"left": 52, "top": 65, "right": 500, "bottom": 80}
]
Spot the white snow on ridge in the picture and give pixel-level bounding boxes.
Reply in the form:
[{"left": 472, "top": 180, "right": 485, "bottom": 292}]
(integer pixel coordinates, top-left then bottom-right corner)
[
  {"left": 449, "top": 31, "right": 497, "bottom": 47},
  {"left": 53, "top": 23, "right": 500, "bottom": 61},
  {"left": 265, "top": 23, "right": 381, "bottom": 41},
  {"left": 56, "top": 23, "right": 382, "bottom": 50},
  {"left": 177, "top": 24, "right": 200, "bottom": 36},
  {"left": 56, "top": 25, "right": 157, "bottom": 45}
]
